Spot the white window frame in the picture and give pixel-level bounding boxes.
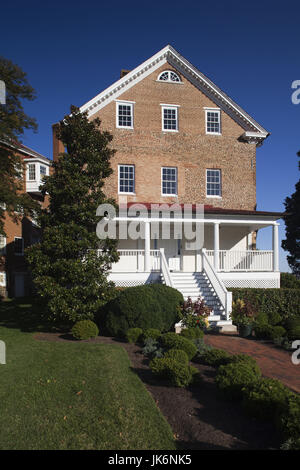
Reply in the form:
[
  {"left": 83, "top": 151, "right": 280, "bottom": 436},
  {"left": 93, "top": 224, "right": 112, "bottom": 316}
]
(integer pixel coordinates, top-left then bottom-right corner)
[
  {"left": 118, "top": 164, "right": 135, "bottom": 194},
  {"left": 28, "top": 163, "right": 36, "bottom": 181},
  {"left": 14, "top": 237, "right": 24, "bottom": 256},
  {"left": 161, "top": 167, "right": 177, "bottom": 196},
  {"left": 161, "top": 104, "right": 179, "bottom": 132},
  {"left": 206, "top": 169, "right": 222, "bottom": 198},
  {"left": 116, "top": 100, "right": 135, "bottom": 129},
  {"left": 157, "top": 70, "right": 182, "bottom": 83},
  {"left": 204, "top": 108, "right": 221, "bottom": 135},
  {"left": 0, "top": 235, "right": 6, "bottom": 255}
]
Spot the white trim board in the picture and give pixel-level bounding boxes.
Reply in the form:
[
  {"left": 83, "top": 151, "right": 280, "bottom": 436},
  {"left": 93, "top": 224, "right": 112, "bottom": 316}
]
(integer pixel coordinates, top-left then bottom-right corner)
[{"left": 79, "top": 45, "right": 269, "bottom": 142}]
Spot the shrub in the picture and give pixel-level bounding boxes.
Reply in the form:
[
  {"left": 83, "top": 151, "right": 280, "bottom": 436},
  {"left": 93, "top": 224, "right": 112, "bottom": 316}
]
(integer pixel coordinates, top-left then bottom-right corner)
[
  {"left": 160, "top": 333, "right": 197, "bottom": 360},
  {"left": 96, "top": 284, "right": 183, "bottom": 337},
  {"left": 242, "top": 378, "right": 291, "bottom": 421},
  {"left": 285, "top": 318, "right": 300, "bottom": 340},
  {"left": 71, "top": 320, "right": 99, "bottom": 340},
  {"left": 149, "top": 357, "right": 193, "bottom": 388},
  {"left": 280, "top": 272, "right": 300, "bottom": 289},
  {"left": 142, "top": 338, "right": 164, "bottom": 359},
  {"left": 126, "top": 327, "right": 143, "bottom": 344},
  {"left": 280, "top": 437, "right": 300, "bottom": 450},
  {"left": 142, "top": 328, "right": 161, "bottom": 342},
  {"left": 228, "top": 354, "right": 258, "bottom": 368},
  {"left": 191, "top": 337, "right": 213, "bottom": 362},
  {"left": 164, "top": 348, "right": 189, "bottom": 365},
  {"left": 190, "top": 365, "right": 202, "bottom": 385},
  {"left": 180, "top": 328, "right": 204, "bottom": 340},
  {"left": 216, "top": 362, "right": 261, "bottom": 400},
  {"left": 229, "top": 288, "right": 300, "bottom": 325},
  {"left": 199, "top": 348, "right": 232, "bottom": 367},
  {"left": 253, "top": 323, "right": 274, "bottom": 340},
  {"left": 271, "top": 326, "right": 287, "bottom": 341},
  {"left": 276, "top": 393, "right": 300, "bottom": 439}
]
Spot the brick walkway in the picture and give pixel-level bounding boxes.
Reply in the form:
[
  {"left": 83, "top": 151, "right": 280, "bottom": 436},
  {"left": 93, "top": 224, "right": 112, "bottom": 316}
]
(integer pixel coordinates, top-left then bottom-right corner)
[{"left": 205, "top": 334, "right": 300, "bottom": 394}]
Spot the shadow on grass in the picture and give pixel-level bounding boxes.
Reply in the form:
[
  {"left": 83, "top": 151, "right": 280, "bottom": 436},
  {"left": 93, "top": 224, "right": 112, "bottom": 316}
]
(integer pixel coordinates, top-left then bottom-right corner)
[{"left": 0, "top": 296, "right": 68, "bottom": 333}]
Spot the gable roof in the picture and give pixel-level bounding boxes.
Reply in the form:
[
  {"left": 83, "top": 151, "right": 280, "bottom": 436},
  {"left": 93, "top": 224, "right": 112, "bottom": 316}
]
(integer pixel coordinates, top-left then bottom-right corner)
[{"left": 80, "top": 45, "right": 269, "bottom": 146}]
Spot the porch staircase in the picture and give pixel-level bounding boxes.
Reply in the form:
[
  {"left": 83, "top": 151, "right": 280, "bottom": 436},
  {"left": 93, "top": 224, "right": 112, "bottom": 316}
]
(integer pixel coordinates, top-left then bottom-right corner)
[{"left": 168, "top": 272, "right": 226, "bottom": 324}]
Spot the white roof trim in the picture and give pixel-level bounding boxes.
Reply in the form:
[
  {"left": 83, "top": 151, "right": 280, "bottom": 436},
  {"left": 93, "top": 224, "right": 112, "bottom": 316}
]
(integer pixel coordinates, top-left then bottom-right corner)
[{"left": 80, "top": 44, "right": 269, "bottom": 139}]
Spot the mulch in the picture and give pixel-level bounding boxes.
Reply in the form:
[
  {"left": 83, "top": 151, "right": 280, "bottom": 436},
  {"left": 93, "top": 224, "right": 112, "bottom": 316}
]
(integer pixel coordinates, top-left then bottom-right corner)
[{"left": 34, "top": 331, "right": 283, "bottom": 450}]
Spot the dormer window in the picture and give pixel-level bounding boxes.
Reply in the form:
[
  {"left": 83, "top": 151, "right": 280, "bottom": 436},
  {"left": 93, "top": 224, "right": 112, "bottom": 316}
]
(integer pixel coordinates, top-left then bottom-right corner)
[{"left": 158, "top": 70, "right": 181, "bottom": 83}]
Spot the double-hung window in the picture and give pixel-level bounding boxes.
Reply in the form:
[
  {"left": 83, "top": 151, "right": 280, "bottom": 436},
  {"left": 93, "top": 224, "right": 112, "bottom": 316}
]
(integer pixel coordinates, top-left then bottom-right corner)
[
  {"left": 116, "top": 101, "right": 134, "bottom": 129},
  {"left": 40, "top": 165, "right": 47, "bottom": 177},
  {"left": 205, "top": 108, "right": 221, "bottom": 134},
  {"left": 14, "top": 237, "right": 24, "bottom": 256},
  {"left": 161, "top": 105, "right": 179, "bottom": 132},
  {"left": 118, "top": 165, "right": 135, "bottom": 194},
  {"left": 162, "top": 167, "right": 177, "bottom": 195},
  {"left": 28, "top": 164, "right": 36, "bottom": 181},
  {"left": 206, "top": 169, "right": 222, "bottom": 197}
]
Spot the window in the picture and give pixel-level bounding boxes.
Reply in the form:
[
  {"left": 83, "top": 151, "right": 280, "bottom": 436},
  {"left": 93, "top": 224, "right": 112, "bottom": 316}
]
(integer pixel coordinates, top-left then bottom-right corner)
[
  {"left": 118, "top": 165, "right": 135, "bottom": 193},
  {"left": 206, "top": 169, "right": 221, "bottom": 197},
  {"left": 162, "top": 167, "right": 177, "bottom": 195},
  {"left": 205, "top": 109, "right": 221, "bottom": 134},
  {"left": 28, "top": 164, "right": 36, "bottom": 181},
  {"left": 158, "top": 71, "right": 181, "bottom": 83},
  {"left": 14, "top": 237, "right": 24, "bottom": 256},
  {"left": 40, "top": 165, "right": 47, "bottom": 177},
  {"left": 161, "top": 106, "right": 178, "bottom": 131},
  {"left": 0, "top": 235, "right": 6, "bottom": 255},
  {"left": 116, "top": 101, "right": 134, "bottom": 129}
]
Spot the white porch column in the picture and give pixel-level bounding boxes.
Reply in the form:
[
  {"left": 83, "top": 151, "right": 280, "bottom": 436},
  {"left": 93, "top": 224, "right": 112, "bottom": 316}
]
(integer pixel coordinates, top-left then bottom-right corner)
[
  {"left": 272, "top": 223, "right": 279, "bottom": 272},
  {"left": 144, "top": 221, "right": 151, "bottom": 272},
  {"left": 213, "top": 222, "right": 220, "bottom": 271}
]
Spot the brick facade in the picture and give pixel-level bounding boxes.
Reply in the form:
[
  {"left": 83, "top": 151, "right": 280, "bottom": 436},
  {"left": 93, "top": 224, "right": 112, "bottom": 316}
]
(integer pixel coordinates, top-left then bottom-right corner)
[{"left": 70, "top": 62, "right": 258, "bottom": 210}]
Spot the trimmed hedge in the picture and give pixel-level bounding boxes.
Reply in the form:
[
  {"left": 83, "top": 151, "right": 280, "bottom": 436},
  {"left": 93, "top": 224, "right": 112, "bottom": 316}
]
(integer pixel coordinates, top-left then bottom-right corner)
[
  {"left": 198, "top": 348, "right": 232, "bottom": 367},
  {"left": 180, "top": 328, "right": 204, "bottom": 340},
  {"left": 71, "top": 320, "right": 99, "bottom": 340},
  {"left": 160, "top": 332, "right": 197, "bottom": 360},
  {"left": 164, "top": 348, "right": 189, "bottom": 365},
  {"left": 149, "top": 357, "right": 194, "bottom": 388},
  {"left": 96, "top": 284, "right": 183, "bottom": 337},
  {"left": 126, "top": 327, "right": 143, "bottom": 344},
  {"left": 280, "top": 272, "right": 300, "bottom": 289},
  {"left": 216, "top": 361, "right": 261, "bottom": 399},
  {"left": 230, "top": 288, "right": 300, "bottom": 324},
  {"left": 142, "top": 328, "right": 162, "bottom": 342}
]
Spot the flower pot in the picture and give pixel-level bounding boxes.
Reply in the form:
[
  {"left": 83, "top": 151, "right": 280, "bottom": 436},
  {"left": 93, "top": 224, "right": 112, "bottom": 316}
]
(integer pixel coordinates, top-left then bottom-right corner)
[{"left": 238, "top": 324, "right": 253, "bottom": 338}]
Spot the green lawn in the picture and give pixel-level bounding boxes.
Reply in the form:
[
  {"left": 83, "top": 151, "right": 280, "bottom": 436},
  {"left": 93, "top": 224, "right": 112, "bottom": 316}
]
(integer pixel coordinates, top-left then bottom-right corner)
[{"left": 0, "top": 298, "right": 176, "bottom": 450}]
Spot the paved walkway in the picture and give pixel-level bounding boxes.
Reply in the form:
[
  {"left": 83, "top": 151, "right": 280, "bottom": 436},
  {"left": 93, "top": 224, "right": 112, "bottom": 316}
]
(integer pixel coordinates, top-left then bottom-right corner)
[{"left": 205, "top": 334, "right": 300, "bottom": 394}]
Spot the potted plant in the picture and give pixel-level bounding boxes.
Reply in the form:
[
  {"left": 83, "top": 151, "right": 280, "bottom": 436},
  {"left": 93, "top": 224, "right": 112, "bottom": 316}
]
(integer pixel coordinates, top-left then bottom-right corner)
[
  {"left": 180, "top": 296, "right": 212, "bottom": 332},
  {"left": 230, "top": 299, "right": 257, "bottom": 338}
]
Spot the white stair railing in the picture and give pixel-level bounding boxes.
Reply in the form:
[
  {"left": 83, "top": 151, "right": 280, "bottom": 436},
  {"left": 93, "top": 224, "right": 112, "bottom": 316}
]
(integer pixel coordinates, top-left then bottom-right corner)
[
  {"left": 160, "top": 248, "right": 174, "bottom": 288},
  {"left": 202, "top": 249, "right": 232, "bottom": 320}
]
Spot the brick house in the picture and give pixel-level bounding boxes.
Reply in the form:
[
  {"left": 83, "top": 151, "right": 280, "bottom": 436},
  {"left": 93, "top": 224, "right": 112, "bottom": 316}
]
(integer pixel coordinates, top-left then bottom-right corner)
[
  {"left": 53, "top": 45, "right": 282, "bottom": 327},
  {"left": 0, "top": 142, "right": 51, "bottom": 297}
]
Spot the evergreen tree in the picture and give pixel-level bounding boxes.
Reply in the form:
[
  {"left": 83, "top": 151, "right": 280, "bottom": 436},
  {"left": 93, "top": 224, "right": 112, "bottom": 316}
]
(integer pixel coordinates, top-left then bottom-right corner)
[
  {"left": 282, "top": 151, "right": 300, "bottom": 275},
  {"left": 26, "top": 106, "right": 119, "bottom": 324},
  {"left": 0, "top": 56, "right": 39, "bottom": 235}
]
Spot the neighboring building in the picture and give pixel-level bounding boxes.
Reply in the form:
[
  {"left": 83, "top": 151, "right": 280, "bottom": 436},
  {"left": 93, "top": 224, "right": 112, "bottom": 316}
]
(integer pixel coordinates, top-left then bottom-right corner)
[
  {"left": 53, "top": 45, "right": 282, "bottom": 327},
  {"left": 0, "top": 143, "right": 51, "bottom": 297}
]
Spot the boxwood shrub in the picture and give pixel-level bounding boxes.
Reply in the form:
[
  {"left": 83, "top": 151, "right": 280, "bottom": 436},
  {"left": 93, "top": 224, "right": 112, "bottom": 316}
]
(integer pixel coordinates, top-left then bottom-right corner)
[
  {"left": 230, "top": 288, "right": 300, "bottom": 324},
  {"left": 164, "top": 348, "right": 189, "bottom": 365},
  {"left": 142, "top": 328, "right": 162, "bottom": 342},
  {"left": 242, "top": 377, "right": 291, "bottom": 422},
  {"left": 180, "top": 328, "right": 204, "bottom": 340},
  {"left": 71, "top": 320, "right": 99, "bottom": 340},
  {"left": 216, "top": 361, "right": 261, "bottom": 400},
  {"left": 285, "top": 318, "right": 300, "bottom": 340},
  {"left": 160, "top": 332, "right": 197, "bottom": 360},
  {"left": 126, "top": 327, "right": 143, "bottom": 344},
  {"left": 149, "top": 356, "right": 194, "bottom": 388},
  {"left": 276, "top": 393, "right": 300, "bottom": 439},
  {"left": 198, "top": 348, "right": 232, "bottom": 367},
  {"left": 96, "top": 284, "right": 183, "bottom": 337}
]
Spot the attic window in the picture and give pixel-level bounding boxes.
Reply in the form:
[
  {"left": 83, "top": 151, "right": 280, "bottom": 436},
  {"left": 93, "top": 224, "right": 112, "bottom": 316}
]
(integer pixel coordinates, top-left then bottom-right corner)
[{"left": 158, "top": 71, "right": 181, "bottom": 83}]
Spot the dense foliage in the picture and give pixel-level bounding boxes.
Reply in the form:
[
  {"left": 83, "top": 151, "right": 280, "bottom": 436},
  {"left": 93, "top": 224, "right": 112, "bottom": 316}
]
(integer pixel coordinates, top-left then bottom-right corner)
[
  {"left": 280, "top": 272, "right": 300, "bottom": 289},
  {"left": 126, "top": 327, "right": 143, "bottom": 344},
  {"left": 215, "top": 361, "right": 261, "bottom": 399},
  {"left": 0, "top": 57, "right": 39, "bottom": 235},
  {"left": 71, "top": 320, "right": 99, "bottom": 340},
  {"left": 97, "top": 284, "right": 183, "bottom": 337},
  {"left": 26, "top": 106, "right": 118, "bottom": 324},
  {"left": 281, "top": 150, "right": 300, "bottom": 275},
  {"left": 160, "top": 332, "right": 197, "bottom": 360}
]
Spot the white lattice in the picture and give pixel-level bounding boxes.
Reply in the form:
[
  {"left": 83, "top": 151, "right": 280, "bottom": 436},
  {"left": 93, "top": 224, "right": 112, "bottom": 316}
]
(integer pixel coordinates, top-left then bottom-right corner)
[
  {"left": 223, "top": 278, "right": 279, "bottom": 289},
  {"left": 114, "top": 279, "right": 160, "bottom": 288}
]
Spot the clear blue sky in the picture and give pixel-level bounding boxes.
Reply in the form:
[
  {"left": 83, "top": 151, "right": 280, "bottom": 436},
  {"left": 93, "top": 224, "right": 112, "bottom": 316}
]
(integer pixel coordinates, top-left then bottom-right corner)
[{"left": 1, "top": 0, "right": 299, "bottom": 271}]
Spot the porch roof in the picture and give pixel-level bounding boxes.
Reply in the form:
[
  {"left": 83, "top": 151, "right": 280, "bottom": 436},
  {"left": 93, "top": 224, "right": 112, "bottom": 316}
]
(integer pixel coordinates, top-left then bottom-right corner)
[{"left": 122, "top": 202, "right": 284, "bottom": 219}]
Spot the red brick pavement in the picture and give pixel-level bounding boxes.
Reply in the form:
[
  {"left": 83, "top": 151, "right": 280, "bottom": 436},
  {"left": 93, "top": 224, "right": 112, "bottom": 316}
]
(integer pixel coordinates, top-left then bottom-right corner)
[{"left": 205, "top": 335, "right": 300, "bottom": 394}]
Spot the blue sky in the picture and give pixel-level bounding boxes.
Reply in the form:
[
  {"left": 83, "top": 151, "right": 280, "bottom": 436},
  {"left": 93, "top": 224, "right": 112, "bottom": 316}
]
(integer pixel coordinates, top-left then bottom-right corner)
[{"left": 1, "top": 0, "right": 299, "bottom": 271}]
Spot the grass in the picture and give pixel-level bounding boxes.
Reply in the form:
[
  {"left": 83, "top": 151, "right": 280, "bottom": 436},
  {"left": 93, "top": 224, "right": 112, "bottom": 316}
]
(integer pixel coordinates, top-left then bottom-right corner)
[{"left": 0, "top": 298, "right": 176, "bottom": 450}]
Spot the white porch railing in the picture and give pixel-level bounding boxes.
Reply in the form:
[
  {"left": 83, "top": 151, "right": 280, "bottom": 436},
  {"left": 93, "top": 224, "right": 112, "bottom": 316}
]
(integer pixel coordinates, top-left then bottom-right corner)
[
  {"left": 206, "top": 250, "right": 274, "bottom": 272},
  {"left": 110, "top": 249, "right": 161, "bottom": 272},
  {"left": 202, "top": 249, "right": 232, "bottom": 320},
  {"left": 160, "top": 248, "right": 174, "bottom": 288}
]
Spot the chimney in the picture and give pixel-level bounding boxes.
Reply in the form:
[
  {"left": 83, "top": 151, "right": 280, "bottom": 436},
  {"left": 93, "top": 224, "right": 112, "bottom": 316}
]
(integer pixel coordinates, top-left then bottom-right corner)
[
  {"left": 52, "top": 123, "right": 65, "bottom": 161},
  {"left": 120, "top": 69, "right": 131, "bottom": 79}
]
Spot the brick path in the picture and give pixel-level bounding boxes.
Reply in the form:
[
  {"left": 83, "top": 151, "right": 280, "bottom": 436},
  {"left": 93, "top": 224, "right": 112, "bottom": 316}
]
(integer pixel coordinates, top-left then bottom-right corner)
[{"left": 205, "top": 335, "right": 300, "bottom": 394}]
